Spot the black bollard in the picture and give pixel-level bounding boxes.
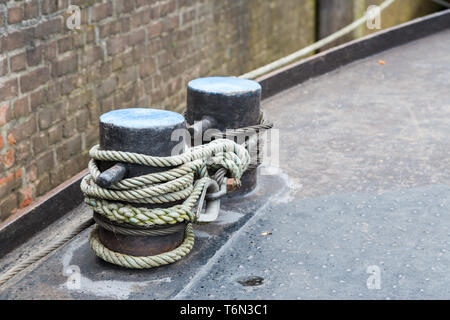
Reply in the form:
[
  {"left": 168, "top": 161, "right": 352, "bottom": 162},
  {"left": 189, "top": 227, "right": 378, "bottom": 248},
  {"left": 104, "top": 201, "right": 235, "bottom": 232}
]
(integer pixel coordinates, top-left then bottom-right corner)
[
  {"left": 96, "top": 108, "right": 187, "bottom": 256},
  {"left": 186, "top": 77, "right": 262, "bottom": 194}
]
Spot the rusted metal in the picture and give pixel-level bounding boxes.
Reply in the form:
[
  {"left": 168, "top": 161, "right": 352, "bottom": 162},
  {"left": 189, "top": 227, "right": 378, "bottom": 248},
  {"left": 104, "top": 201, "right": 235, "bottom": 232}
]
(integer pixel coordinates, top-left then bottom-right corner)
[
  {"left": 98, "top": 226, "right": 186, "bottom": 257},
  {"left": 226, "top": 178, "right": 238, "bottom": 192}
]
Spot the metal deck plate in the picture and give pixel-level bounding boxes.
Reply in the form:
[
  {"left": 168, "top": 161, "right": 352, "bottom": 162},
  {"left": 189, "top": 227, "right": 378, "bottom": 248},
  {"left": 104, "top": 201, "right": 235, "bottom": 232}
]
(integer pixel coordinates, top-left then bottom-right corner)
[{"left": 0, "top": 28, "right": 449, "bottom": 300}]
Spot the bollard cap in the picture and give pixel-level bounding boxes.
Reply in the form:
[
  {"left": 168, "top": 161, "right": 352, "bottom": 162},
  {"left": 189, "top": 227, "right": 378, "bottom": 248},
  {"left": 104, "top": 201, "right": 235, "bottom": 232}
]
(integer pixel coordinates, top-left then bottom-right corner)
[
  {"left": 188, "top": 77, "right": 261, "bottom": 96},
  {"left": 100, "top": 108, "right": 185, "bottom": 129},
  {"left": 99, "top": 108, "right": 186, "bottom": 158}
]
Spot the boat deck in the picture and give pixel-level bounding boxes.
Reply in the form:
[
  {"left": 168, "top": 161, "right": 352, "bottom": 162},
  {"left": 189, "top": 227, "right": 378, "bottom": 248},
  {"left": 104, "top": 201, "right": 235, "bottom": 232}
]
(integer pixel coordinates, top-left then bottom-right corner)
[{"left": 0, "top": 12, "right": 449, "bottom": 299}]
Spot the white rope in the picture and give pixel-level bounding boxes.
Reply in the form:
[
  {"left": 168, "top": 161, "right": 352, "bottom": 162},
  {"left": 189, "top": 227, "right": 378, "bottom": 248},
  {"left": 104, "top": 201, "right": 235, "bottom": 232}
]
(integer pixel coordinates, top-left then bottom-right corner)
[{"left": 240, "top": 0, "right": 396, "bottom": 80}]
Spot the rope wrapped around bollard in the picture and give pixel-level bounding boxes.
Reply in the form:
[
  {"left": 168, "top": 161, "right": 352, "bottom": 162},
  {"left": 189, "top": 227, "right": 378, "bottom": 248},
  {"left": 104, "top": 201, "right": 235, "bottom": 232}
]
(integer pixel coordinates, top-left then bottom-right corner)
[{"left": 81, "top": 139, "right": 250, "bottom": 269}]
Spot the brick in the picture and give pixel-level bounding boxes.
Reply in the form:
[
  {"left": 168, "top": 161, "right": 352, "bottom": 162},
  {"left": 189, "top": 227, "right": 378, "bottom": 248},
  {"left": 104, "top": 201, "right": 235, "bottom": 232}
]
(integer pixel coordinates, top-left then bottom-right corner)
[
  {"left": 32, "top": 132, "right": 49, "bottom": 155},
  {"left": 51, "top": 54, "right": 78, "bottom": 77},
  {"left": 1, "top": 149, "right": 15, "bottom": 169},
  {"left": 20, "top": 67, "right": 49, "bottom": 93},
  {"left": 36, "top": 173, "right": 51, "bottom": 195},
  {"left": 46, "top": 82, "right": 60, "bottom": 103},
  {"left": 106, "top": 36, "right": 126, "bottom": 56},
  {"left": 64, "top": 153, "right": 87, "bottom": 177},
  {"left": 7, "top": 133, "right": 16, "bottom": 146},
  {"left": 1, "top": 30, "right": 27, "bottom": 52},
  {"left": 139, "top": 58, "right": 156, "bottom": 78},
  {"left": 34, "top": 17, "right": 62, "bottom": 39},
  {"left": 48, "top": 125, "right": 63, "bottom": 144},
  {"left": 80, "top": 45, "right": 103, "bottom": 67},
  {"left": 60, "top": 76, "right": 75, "bottom": 95},
  {"left": 50, "top": 165, "right": 65, "bottom": 186},
  {"left": 15, "top": 168, "right": 22, "bottom": 180},
  {"left": 118, "top": 66, "right": 137, "bottom": 86},
  {"left": 0, "top": 58, "right": 7, "bottom": 76},
  {"left": 0, "top": 172, "right": 15, "bottom": 199},
  {"left": 36, "top": 151, "right": 54, "bottom": 176},
  {"left": 62, "top": 118, "right": 76, "bottom": 138},
  {"left": 97, "top": 76, "right": 116, "bottom": 98},
  {"left": 38, "top": 108, "right": 55, "bottom": 130},
  {"left": 24, "top": 1, "right": 39, "bottom": 20},
  {"left": 27, "top": 45, "right": 42, "bottom": 67},
  {"left": 91, "top": 2, "right": 113, "bottom": 22},
  {"left": 39, "top": 102, "right": 67, "bottom": 129},
  {"left": 58, "top": 37, "right": 73, "bottom": 54},
  {"left": 7, "top": 116, "right": 37, "bottom": 143},
  {"left": 42, "top": 0, "right": 68, "bottom": 15},
  {"left": 10, "top": 52, "right": 27, "bottom": 72},
  {"left": 73, "top": 32, "right": 84, "bottom": 49},
  {"left": 116, "top": 0, "right": 135, "bottom": 14},
  {"left": 30, "top": 89, "right": 46, "bottom": 111},
  {"left": 0, "top": 103, "right": 11, "bottom": 127},
  {"left": 0, "top": 137, "right": 3, "bottom": 150},
  {"left": 76, "top": 111, "right": 88, "bottom": 130},
  {"left": 138, "top": 8, "right": 152, "bottom": 25},
  {"left": 163, "top": 15, "right": 179, "bottom": 32},
  {"left": 25, "top": 162, "right": 38, "bottom": 183},
  {"left": 18, "top": 185, "right": 34, "bottom": 209},
  {"left": 12, "top": 96, "right": 29, "bottom": 119},
  {"left": 86, "top": 28, "right": 96, "bottom": 44},
  {"left": 85, "top": 127, "right": 98, "bottom": 148},
  {"left": 160, "top": 2, "right": 171, "bottom": 17},
  {"left": 128, "top": 29, "right": 146, "bottom": 46},
  {"left": 43, "top": 41, "right": 58, "bottom": 60},
  {"left": 182, "top": 8, "right": 196, "bottom": 24},
  {"left": 56, "top": 135, "right": 81, "bottom": 162},
  {"left": 0, "top": 194, "right": 17, "bottom": 221},
  {"left": 120, "top": 17, "right": 130, "bottom": 33},
  {"left": 68, "top": 91, "right": 90, "bottom": 114},
  {"left": 0, "top": 79, "right": 19, "bottom": 101},
  {"left": 15, "top": 140, "right": 31, "bottom": 163},
  {"left": 8, "top": 6, "right": 24, "bottom": 24},
  {"left": 100, "top": 95, "right": 114, "bottom": 113},
  {"left": 148, "top": 21, "right": 163, "bottom": 38}
]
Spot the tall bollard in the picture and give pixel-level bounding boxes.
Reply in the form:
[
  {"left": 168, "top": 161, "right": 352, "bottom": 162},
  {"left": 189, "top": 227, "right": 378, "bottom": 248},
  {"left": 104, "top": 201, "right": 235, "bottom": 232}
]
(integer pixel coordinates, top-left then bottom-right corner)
[
  {"left": 96, "top": 108, "right": 186, "bottom": 256},
  {"left": 185, "top": 77, "right": 262, "bottom": 194}
]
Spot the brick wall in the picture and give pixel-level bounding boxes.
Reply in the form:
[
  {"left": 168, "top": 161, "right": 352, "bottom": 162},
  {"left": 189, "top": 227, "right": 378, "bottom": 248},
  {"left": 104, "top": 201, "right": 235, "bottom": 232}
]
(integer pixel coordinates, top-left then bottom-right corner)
[{"left": 0, "top": 0, "right": 315, "bottom": 221}]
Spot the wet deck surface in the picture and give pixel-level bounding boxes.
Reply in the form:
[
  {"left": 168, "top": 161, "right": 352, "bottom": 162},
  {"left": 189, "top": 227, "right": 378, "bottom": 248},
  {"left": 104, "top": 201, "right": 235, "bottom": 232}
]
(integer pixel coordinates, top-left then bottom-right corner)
[{"left": 1, "top": 29, "right": 449, "bottom": 299}]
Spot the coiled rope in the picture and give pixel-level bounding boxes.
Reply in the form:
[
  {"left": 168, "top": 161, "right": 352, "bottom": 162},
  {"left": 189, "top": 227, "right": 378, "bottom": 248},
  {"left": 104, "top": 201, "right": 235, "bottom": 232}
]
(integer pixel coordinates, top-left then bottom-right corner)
[
  {"left": 186, "top": 110, "right": 274, "bottom": 170},
  {"left": 81, "top": 139, "right": 251, "bottom": 269}
]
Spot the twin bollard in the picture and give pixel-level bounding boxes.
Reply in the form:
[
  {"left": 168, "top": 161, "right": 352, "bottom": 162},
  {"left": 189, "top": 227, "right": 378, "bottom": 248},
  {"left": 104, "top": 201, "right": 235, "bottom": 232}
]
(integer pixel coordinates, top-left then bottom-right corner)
[{"left": 83, "top": 77, "right": 269, "bottom": 267}]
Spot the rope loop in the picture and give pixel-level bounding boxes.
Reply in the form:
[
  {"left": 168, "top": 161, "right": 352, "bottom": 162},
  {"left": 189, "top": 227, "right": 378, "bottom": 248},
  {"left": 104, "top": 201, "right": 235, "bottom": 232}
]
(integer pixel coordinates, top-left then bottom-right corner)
[{"left": 81, "top": 138, "right": 251, "bottom": 268}]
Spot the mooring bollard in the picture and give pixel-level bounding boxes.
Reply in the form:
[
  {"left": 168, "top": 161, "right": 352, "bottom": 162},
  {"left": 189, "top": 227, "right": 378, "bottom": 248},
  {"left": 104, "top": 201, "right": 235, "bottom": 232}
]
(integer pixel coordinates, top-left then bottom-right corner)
[
  {"left": 96, "top": 108, "right": 187, "bottom": 257},
  {"left": 82, "top": 83, "right": 270, "bottom": 268},
  {"left": 185, "top": 77, "right": 262, "bottom": 194}
]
